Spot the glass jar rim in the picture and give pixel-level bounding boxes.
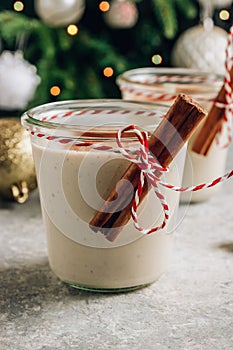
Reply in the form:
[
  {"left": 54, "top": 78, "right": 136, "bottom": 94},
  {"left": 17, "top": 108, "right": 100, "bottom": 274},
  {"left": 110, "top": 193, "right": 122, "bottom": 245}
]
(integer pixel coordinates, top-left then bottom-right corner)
[
  {"left": 21, "top": 99, "right": 168, "bottom": 140},
  {"left": 116, "top": 67, "right": 223, "bottom": 94}
]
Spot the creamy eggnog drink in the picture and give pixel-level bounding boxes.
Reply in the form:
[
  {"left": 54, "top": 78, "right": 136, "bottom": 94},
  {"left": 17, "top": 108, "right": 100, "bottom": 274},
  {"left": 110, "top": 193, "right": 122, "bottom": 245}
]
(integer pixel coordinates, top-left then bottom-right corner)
[
  {"left": 117, "top": 68, "right": 228, "bottom": 202},
  {"left": 21, "top": 99, "right": 204, "bottom": 291}
]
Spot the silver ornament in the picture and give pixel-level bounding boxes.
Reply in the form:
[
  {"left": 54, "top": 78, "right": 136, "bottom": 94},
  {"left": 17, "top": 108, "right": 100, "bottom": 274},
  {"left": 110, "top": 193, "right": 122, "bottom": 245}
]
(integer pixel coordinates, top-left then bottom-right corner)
[
  {"left": 35, "top": 0, "right": 85, "bottom": 27},
  {"left": 172, "top": 24, "right": 228, "bottom": 75},
  {"left": 104, "top": 0, "right": 138, "bottom": 29}
]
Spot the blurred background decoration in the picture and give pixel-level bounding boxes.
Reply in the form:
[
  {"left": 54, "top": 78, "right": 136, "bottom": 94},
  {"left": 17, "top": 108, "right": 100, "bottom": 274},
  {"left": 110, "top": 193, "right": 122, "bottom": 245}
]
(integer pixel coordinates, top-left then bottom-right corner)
[{"left": 0, "top": 0, "right": 232, "bottom": 117}]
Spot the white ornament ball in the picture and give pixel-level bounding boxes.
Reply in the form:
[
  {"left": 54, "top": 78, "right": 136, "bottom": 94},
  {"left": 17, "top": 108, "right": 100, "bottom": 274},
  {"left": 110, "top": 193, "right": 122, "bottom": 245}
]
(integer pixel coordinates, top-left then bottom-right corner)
[
  {"left": 104, "top": 0, "right": 138, "bottom": 29},
  {"left": 35, "top": 0, "right": 85, "bottom": 27},
  {"left": 171, "top": 24, "right": 228, "bottom": 75},
  {"left": 0, "top": 51, "right": 40, "bottom": 111},
  {"left": 198, "top": 0, "right": 232, "bottom": 8}
]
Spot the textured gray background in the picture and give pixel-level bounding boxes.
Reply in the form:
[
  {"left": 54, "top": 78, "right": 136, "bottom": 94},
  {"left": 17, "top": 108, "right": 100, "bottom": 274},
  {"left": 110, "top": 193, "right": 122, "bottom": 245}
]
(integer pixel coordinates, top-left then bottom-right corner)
[{"left": 1, "top": 145, "right": 233, "bottom": 350}]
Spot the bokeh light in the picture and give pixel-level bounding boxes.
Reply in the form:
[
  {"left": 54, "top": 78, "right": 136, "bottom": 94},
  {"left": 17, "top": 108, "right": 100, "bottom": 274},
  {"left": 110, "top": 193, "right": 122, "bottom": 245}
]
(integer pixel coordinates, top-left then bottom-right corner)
[
  {"left": 99, "top": 1, "right": 110, "bottom": 12},
  {"left": 50, "top": 86, "right": 61, "bottom": 96},
  {"left": 13, "top": 1, "right": 24, "bottom": 12},
  {"left": 219, "top": 10, "right": 230, "bottom": 21},
  {"left": 151, "top": 54, "right": 162, "bottom": 65},
  {"left": 103, "top": 67, "right": 114, "bottom": 77},
  {"left": 67, "top": 24, "right": 79, "bottom": 36}
]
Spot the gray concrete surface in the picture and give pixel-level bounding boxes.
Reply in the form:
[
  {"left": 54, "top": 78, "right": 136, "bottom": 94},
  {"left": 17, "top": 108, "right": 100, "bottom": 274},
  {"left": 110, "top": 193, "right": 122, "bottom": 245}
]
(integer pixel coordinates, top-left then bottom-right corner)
[{"left": 1, "top": 145, "right": 233, "bottom": 350}]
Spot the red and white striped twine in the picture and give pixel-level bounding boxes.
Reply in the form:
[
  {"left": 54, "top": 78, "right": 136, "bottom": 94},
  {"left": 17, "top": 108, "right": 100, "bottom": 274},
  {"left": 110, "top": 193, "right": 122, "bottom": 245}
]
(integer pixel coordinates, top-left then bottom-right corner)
[
  {"left": 119, "top": 74, "right": 218, "bottom": 103},
  {"left": 116, "top": 125, "right": 233, "bottom": 235},
  {"left": 38, "top": 108, "right": 158, "bottom": 123},
  {"left": 139, "top": 75, "right": 216, "bottom": 84},
  {"left": 120, "top": 87, "right": 179, "bottom": 102},
  {"left": 216, "top": 24, "right": 233, "bottom": 148},
  {"left": 116, "top": 124, "right": 169, "bottom": 235},
  {"left": 30, "top": 121, "right": 233, "bottom": 236}
]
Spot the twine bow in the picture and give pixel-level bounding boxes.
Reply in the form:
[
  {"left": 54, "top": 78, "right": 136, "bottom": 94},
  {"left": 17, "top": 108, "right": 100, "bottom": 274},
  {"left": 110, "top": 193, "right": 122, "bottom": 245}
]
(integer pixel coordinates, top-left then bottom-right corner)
[
  {"left": 116, "top": 124, "right": 233, "bottom": 235},
  {"left": 116, "top": 124, "right": 170, "bottom": 234}
]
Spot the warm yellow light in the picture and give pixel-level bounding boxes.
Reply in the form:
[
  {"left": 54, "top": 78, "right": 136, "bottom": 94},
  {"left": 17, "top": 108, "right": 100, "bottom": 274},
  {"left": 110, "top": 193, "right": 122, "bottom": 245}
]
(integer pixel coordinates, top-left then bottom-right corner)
[
  {"left": 67, "top": 24, "right": 79, "bottom": 36},
  {"left": 103, "top": 67, "right": 114, "bottom": 77},
  {"left": 151, "top": 54, "right": 162, "bottom": 65},
  {"left": 50, "top": 86, "right": 61, "bottom": 96},
  {"left": 13, "top": 1, "right": 24, "bottom": 12},
  {"left": 219, "top": 10, "right": 230, "bottom": 21},
  {"left": 99, "top": 1, "right": 110, "bottom": 12}
]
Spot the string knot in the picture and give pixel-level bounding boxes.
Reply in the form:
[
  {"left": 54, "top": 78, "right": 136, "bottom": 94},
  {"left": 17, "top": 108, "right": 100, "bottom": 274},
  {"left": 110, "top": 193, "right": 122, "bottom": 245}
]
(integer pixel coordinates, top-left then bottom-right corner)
[
  {"left": 116, "top": 124, "right": 233, "bottom": 235},
  {"left": 116, "top": 124, "right": 170, "bottom": 235}
]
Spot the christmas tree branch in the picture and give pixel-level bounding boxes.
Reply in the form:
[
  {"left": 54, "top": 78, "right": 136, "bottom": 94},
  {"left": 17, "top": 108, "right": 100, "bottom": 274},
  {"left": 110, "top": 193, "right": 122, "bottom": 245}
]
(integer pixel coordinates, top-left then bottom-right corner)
[
  {"left": 0, "top": 1, "right": 199, "bottom": 110},
  {"left": 151, "top": 0, "right": 177, "bottom": 39}
]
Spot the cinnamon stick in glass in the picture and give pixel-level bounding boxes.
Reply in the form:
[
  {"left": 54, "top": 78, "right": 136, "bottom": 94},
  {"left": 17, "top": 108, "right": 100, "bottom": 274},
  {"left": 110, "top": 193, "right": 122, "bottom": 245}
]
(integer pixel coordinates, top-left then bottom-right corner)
[
  {"left": 89, "top": 94, "right": 207, "bottom": 241},
  {"left": 192, "top": 67, "right": 233, "bottom": 155}
]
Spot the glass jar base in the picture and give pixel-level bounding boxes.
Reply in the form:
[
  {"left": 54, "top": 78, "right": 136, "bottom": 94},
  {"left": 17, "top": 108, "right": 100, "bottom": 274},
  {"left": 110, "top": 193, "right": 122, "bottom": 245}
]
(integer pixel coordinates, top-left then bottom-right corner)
[{"left": 63, "top": 280, "right": 150, "bottom": 293}]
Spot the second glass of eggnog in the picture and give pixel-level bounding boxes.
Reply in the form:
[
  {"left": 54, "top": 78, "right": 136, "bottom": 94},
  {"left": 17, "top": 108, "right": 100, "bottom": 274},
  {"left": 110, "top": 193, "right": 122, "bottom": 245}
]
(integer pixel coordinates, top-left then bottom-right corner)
[{"left": 116, "top": 67, "right": 228, "bottom": 203}]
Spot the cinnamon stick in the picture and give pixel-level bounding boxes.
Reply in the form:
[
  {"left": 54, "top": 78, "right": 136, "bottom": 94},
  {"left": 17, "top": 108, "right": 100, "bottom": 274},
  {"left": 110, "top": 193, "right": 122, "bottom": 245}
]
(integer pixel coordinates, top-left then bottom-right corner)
[
  {"left": 89, "top": 96, "right": 193, "bottom": 232},
  {"left": 89, "top": 94, "right": 207, "bottom": 241},
  {"left": 192, "top": 67, "right": 233, "bottom": 155}
]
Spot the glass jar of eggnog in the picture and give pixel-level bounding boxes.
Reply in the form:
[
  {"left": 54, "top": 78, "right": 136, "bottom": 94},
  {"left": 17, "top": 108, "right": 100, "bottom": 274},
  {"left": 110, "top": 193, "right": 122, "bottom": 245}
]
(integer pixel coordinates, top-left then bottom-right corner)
[
  {"left": 21, "top": 100, "right": 187, "bottom": 292},
  {"left": 117, "top": 67, "right": 228, "bottom": 202}
]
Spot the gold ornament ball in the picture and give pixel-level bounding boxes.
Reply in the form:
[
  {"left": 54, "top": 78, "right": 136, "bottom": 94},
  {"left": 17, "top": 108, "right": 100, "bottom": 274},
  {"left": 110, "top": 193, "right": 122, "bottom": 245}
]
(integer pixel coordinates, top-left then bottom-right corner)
[{"left": 0, "top": 118, "right": 37, "bottom": 203}]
